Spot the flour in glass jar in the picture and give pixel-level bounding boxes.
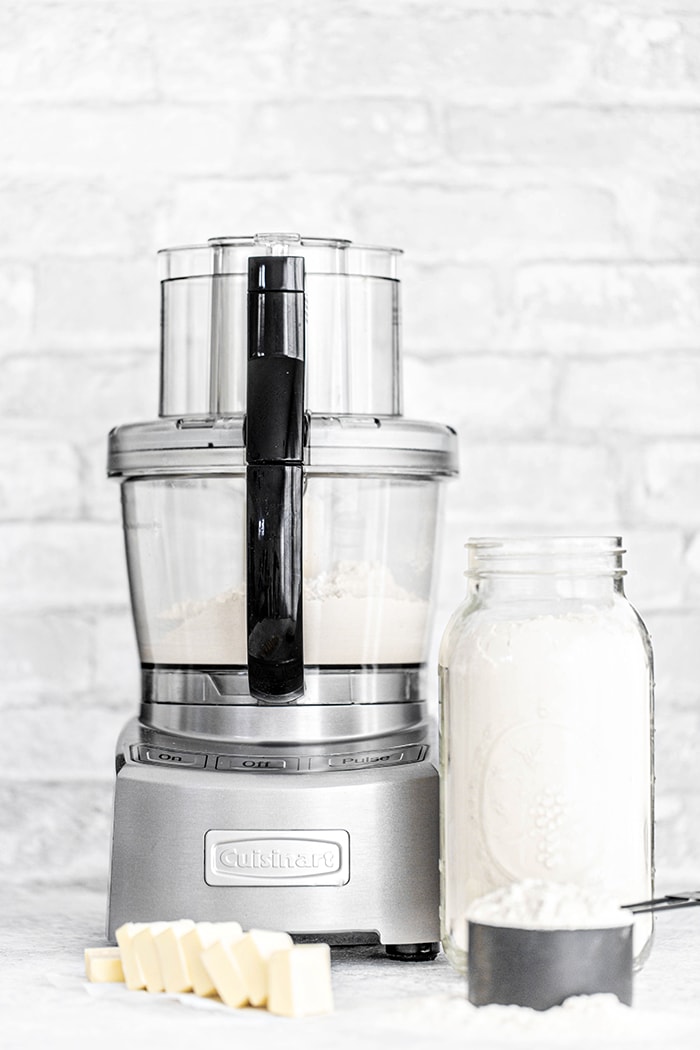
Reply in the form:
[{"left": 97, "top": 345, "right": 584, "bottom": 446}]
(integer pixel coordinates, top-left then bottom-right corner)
[{"left": 440, "top": 604, "right": 654, "bottom": 967}]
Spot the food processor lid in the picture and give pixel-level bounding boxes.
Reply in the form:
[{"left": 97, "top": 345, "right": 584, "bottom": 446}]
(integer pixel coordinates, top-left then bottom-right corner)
[
  {"left": 159, "top": 232, "right": 405, "bottom": 418},
  {"left": 159, "top": 233, "right": 402, "bottom": 282},
  {"left": 108, "top": 416, "right": 459, "bottom": 478}
]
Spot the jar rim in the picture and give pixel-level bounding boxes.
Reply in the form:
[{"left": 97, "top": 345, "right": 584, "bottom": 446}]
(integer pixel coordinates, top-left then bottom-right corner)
[
  {"left": 465, "top": 536, "right": 627, "bottom": 578},
  {"left": 466, "top": 536, "right": 624, "bottom": 549}
]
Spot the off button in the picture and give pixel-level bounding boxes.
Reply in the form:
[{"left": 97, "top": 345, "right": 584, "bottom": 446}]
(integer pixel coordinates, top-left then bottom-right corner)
[
  {"left": 215, "top": 755, "right": 299, "bottom": 771},
  {"left": 132, "top": 745, "right": 207, "bottom": 768}
]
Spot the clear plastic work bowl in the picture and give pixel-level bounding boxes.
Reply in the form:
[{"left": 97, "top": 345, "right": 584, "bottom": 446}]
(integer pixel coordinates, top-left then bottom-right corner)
[{"left": 122, "top": 472, "right": 443, "bottom": 671}]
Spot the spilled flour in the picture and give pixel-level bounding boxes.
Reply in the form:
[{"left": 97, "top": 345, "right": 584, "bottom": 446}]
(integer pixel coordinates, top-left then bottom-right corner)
[
  {"left": 69, "top": 968, "right": 698, "bottom": 1044},
  {"left": 357, "top": 991, "right": 696, "bottom": 1045}
]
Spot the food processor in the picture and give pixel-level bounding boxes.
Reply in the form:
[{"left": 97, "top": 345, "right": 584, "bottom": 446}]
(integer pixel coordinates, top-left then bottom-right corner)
[{"left": 106, "top": 233, "right": 458, "bottom": 959}]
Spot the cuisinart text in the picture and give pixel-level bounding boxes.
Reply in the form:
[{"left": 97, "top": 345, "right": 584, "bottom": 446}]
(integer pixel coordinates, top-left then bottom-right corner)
[{"left": 204, "top": 830, "right": 351, "bottom": 887}]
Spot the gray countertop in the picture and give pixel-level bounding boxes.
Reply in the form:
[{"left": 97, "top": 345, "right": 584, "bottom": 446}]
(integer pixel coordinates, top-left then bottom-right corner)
[{"left": 2, "top": 884, "right": 700, "bottom": 1049}]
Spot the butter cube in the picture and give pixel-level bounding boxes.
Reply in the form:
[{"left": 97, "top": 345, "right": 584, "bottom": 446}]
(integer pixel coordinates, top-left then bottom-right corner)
[
  {"left": 84, "top": 946, "right": 125, "bottom": 984},
  {"left": 181, "top": 922, "right": 243, "bottom": 998},
  {"left": 132, "top": 922, "right": 170, "bottom": 993},
  {"left": 267, "top": 944, "right": 334, "bottom": 1018},
  {"left": 230, "top": 929, "right": 293, "bottom": 1007},
  {"left": 154, "top": 919, "right": 196, "bottom": 993},
  {"left": 114, "top": 922, "right": 148, "bottom": 990},
  {"left": 201, "top": 938, "right": 249, "bottom": 1009}
]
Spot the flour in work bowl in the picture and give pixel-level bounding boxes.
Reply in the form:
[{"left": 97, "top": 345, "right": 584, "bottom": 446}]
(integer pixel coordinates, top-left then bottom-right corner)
[{"left": 466, "top": 881, "right": 634, "bottom": 1011}]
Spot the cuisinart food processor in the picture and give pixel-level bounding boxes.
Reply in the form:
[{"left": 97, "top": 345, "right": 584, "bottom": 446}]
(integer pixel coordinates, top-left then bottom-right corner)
[{"left": 106, "top": 233, "right": 458, "bottom": 958}]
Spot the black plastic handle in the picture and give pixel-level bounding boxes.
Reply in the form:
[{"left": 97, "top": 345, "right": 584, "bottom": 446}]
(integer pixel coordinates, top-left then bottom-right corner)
[{"left": 245, "top": 256, "right": 305, "bottom": 702}]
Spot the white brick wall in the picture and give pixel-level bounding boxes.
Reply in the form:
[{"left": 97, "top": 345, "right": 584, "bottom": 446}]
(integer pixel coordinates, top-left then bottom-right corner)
[{"left": 1, "top": 0, "right": 700, "bottom": 891}]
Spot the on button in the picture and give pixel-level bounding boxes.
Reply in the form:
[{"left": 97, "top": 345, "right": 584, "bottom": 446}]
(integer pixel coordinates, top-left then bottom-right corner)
[{"left": 133, "top": 745, "right": 207, "bottom": 768}]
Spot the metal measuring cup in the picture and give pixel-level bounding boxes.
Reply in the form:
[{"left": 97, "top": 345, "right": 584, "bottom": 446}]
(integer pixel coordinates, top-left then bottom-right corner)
[{"left": 467, "top": 890, "right": 700, "bottom": 1010}]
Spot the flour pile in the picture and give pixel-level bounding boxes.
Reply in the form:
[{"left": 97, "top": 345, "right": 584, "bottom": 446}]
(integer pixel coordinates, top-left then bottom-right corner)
[{"left": 466, "top": 879, "right": 631, "bottom": 930}]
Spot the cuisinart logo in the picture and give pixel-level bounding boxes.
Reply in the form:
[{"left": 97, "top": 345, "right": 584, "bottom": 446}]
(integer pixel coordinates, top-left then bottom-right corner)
[
  {"left": 204, "top": 830, "right": 350, "bottom": 887},
  {"left": 218, "top": 843, "right": 339, "bottom": 873}
]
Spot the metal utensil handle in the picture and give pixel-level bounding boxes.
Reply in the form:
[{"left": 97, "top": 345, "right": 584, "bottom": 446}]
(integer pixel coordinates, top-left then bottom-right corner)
[
  {"left": 245, "top": 255, "right": 305, "bottom": 703},
  {"left": 625, "top": 890, "right": 700, "bottom": 914}
]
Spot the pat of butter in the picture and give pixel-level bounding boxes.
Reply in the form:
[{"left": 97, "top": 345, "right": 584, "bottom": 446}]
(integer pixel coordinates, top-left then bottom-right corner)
[
  {"left": 114, "top": 922, "right": 148, "bottom": 990},
  {"left": 181, "top": 922, "right": 243, "bottom": 997},
  {"left": 267, "top": 944, "right": 334, "bottom": 1017},
  {"left": 201, "top": 939, "right": 249, "bottom": 1009},
  {"left": 84, "top": 946, "right": 125, "bottom": 984},
  {"left": 230, "top": 929, "right": 293, "bottom": 1007},
  {"left": 154, "top": 920, "right": 196, "bottom": 993},
  {"left": 131, "top": 922, "right": 170, "bottom": 993}
]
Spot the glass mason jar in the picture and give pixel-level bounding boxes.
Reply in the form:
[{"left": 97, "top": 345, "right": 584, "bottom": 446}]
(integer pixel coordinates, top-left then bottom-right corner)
[{"left": 439, "top": 537, "right": 654, "bottom": 974}]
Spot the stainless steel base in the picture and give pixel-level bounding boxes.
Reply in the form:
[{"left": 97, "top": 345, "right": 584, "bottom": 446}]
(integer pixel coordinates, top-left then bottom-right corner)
[{"left": 107, "top": 738, "right": 440, "bottom": 949}]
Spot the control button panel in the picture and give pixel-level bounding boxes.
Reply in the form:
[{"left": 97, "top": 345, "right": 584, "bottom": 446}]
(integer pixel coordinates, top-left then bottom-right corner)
[
  {"left": 215, "top": 755, "right": 299, "bottom": 772},
  {"left": 310, "top": 744, "right": 425, "bottom": 771},
  {"left": 131, "top": 745, "right": 208, "bottom": 768},
  {"left": 129, "top": 743, "right": 425, "bottom": 773}
]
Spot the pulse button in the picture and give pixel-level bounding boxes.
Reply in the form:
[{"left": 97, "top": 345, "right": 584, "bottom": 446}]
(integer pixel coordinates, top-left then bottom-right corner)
[{"left": 313, "top": 744, "right": 424, "bottom": 771}]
